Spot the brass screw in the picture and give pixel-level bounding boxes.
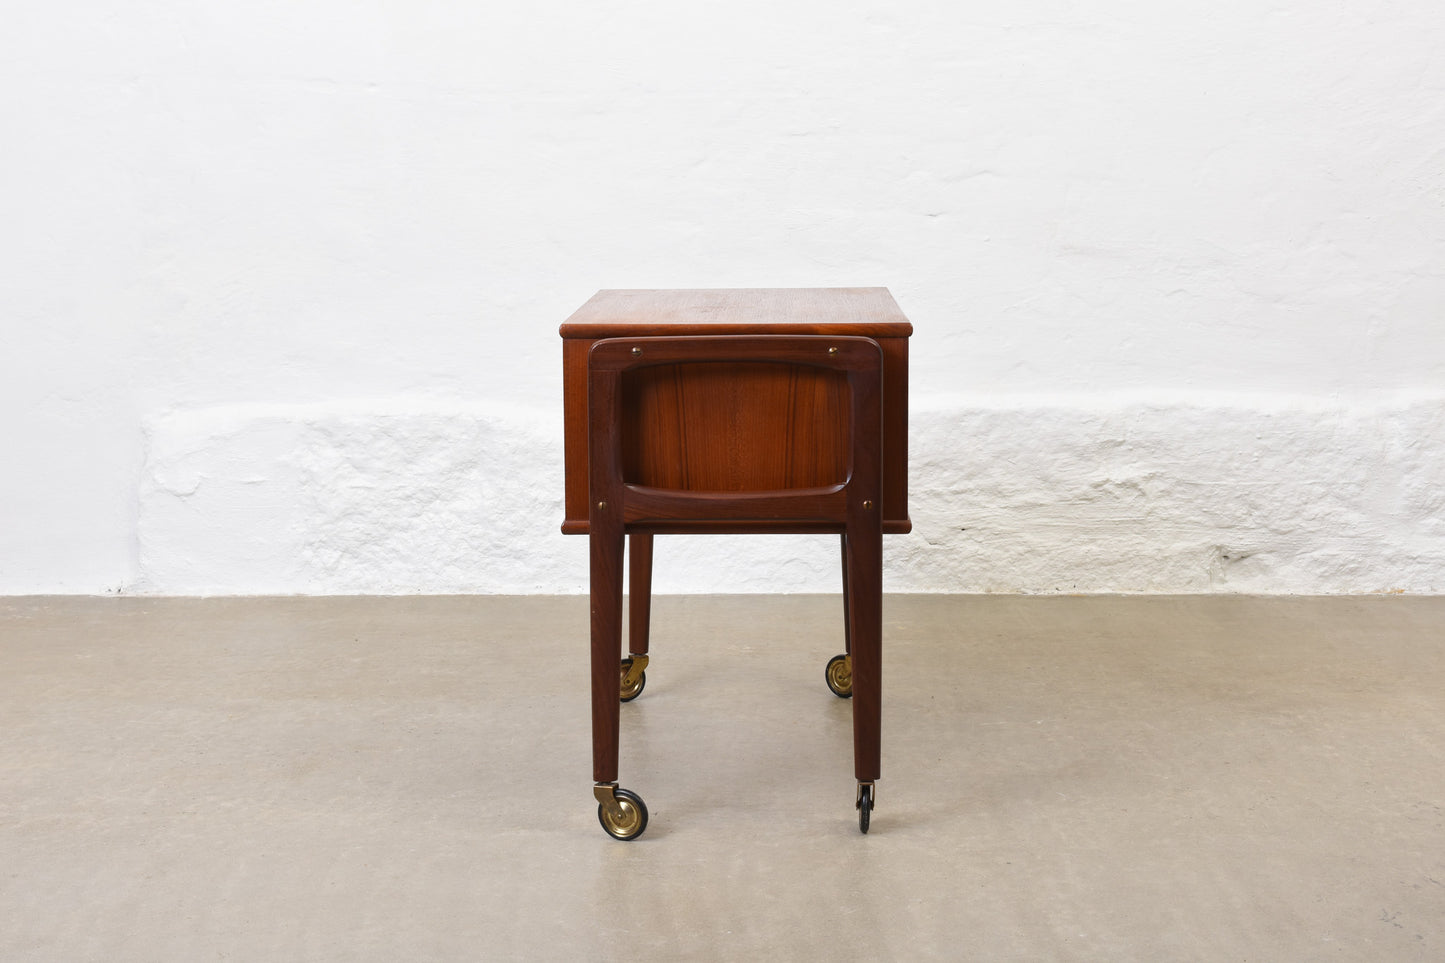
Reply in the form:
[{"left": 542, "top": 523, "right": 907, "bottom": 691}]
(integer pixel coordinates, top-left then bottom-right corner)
[
  {"left": 631, "top": 346, "right": 642, "bottom": 356},
  {"left": 827, "top": 346, "right": 838, "bottom": 356},
  {"left": 597, "top": 501, "right": 607, "bottom": 511},
  {"left": 863, "top": 500, "right": 874, "bottom": 510}
]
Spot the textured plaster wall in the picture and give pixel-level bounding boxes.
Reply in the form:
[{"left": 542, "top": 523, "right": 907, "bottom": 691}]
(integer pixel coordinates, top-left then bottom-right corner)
[
  {"left": 4, "top": 1, "right": 1444, "bottom": 595},
  {"left": 136, "top": 392, "right": 1445, "bottom": 595}
]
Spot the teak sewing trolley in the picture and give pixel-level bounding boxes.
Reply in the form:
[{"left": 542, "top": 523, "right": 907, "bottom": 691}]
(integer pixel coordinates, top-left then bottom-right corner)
[{"left": 560, "top": 288, "right": 911, "bottom": 838}]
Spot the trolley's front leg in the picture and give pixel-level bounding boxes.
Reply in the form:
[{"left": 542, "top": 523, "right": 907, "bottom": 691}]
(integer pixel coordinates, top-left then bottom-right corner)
[
  {"left": 590, "top": 521, "right": 649, "bottom": 840},
  {"left": 586, "top": 358, "right": 649, "bottom": 840},
  {"left": 589, "top": 523, "right": 624, "bottom": 785},
  {"left": 846, "top": 520, "right": 882, "bottom": 833}
]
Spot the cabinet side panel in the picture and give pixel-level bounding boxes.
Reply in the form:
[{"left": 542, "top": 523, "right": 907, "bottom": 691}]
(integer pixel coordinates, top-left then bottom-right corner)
[
  {"left": 881, "top": 337, "right": 909, "bottom": 526},
  {"left": 562, "top": 338, "right": 593, "bottom": 531}
]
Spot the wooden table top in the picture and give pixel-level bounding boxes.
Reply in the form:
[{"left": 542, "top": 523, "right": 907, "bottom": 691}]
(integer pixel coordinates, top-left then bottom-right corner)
[{"left": 559, "top": 288, "right": 912, "bottom": 338}]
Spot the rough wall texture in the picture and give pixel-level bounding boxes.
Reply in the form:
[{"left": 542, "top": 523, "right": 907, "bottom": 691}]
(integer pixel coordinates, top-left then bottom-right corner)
[
  {"left": 141, "top": 402, "right": 576, "bottom": 594},
  {"left": 904, "top": 394, "right": 1444, "bottom": 594},
  {"left": 138, "top": 394, "right": 1444, "bottom": 595}
]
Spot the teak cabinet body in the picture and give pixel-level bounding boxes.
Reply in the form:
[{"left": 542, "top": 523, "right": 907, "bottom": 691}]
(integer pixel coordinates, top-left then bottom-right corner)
[{"left": 561, "top": 288, "right": 911, "bottom": 535}]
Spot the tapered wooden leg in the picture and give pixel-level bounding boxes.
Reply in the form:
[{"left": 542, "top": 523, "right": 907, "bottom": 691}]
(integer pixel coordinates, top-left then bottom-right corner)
[
  {"left": 846, "top": 521, "right": 883, "bottom": 783},
  {"left": 628, "top": 533, "right": 654, "bottom": 657},
  {"left": 839, "top": 533, "right": 851, "bottom": 656},
  {"left": 590, "top": 523, "right": 624, "bottom": 784}
]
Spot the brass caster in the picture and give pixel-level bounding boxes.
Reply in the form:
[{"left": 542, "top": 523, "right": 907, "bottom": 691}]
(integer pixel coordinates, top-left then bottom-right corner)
[
  {"left": 825, "top": 654, "right": 853, "bottom": 698},
  {"left": 595, "top": 783, "right": 649, "bottom": 841},
  {"left": 620, "top": 654, "right": 649, "bottom": 702},
  {"left": 856, "top": 781, "right": 875, "bottom": 834}
]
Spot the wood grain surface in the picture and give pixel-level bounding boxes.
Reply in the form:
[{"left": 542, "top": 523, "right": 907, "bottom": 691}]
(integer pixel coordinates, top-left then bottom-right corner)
[{"left": 560, "top": 287, "right": 912, "bottom": 337}]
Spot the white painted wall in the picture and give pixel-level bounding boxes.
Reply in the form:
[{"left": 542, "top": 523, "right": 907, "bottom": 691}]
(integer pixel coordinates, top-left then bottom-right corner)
[{"left": 3, "top": 1, "right": 1442, "bottom": 595}]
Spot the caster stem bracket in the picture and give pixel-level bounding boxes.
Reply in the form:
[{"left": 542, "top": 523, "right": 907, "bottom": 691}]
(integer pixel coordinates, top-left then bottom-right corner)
[
  {"left": 856, "top": 780, "right": 876, "bottom": 834},
  {"left": 594, "top": 782, "right": 626, "bottom": 822},
  {"left": 620, "top": 654, "right": 649, "bottom": 691}
]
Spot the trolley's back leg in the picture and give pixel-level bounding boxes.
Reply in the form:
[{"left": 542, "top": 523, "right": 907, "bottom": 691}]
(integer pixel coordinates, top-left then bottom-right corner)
[
  {"left": 619, "top": 532, "right": 653, "bottom": 701},
  {"left": 628, "top": 532, "right": 653, "bottom": 656},
  {"left": 825, "top": 533, "right": 855, "bottom": 699}
]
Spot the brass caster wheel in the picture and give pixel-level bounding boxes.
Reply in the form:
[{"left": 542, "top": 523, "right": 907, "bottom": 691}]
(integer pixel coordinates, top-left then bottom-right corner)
[
  {"left": 825, "top": 654, "right": 853, "bottom": 698},
  {"left": 857, "top": 782, "right": 874, "bottom": 834},
  {"left": 595, "top": 784, "right": 649, "bottom": 841},
  {"left": 619, "top": 655, "right": 648, "bottom": 702}
]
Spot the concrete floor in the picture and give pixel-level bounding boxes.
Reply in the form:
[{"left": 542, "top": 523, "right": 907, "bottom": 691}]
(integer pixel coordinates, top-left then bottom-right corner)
[{"left": 2, "top": 595, "right": 1443, "bottom": 961}]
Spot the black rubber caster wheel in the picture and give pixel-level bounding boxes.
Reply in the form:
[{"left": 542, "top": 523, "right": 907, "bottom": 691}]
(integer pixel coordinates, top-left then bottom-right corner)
[
  {"left": 825, "top": 654, "right": 853, "bottom": 698},
  {"left": 857, "top": 783, "right": 874, "bottom": 834},
  {"left": 598, "top": 787, "right": 649, "bottom": 841},
  {"left": 619, "top": 658, "right": 646, "bottom": 702}
]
